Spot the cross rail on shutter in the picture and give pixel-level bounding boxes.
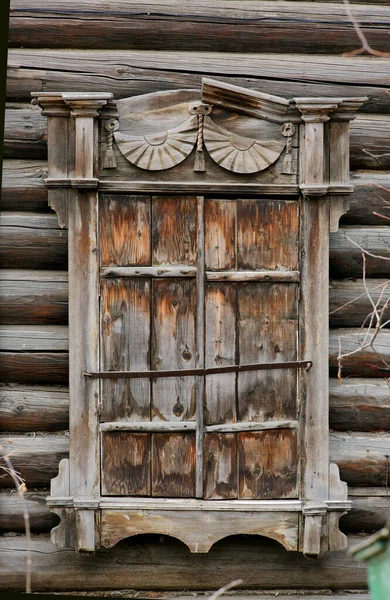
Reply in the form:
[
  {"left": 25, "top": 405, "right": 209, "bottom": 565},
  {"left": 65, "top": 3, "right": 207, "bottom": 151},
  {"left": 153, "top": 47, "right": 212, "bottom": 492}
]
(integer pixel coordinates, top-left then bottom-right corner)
[{"left": 84, "top": 360, "right": 312, "bottom": 379}]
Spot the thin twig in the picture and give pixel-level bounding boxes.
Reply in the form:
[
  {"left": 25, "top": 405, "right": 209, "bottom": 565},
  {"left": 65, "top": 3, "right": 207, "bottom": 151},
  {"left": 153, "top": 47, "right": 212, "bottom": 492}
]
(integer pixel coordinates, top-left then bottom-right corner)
[
  {"left": 342, "top": 0, "right": 390, "bottom": 57},
  {"left": 209, "top": 580, "right": 243, "bottom": 600},
  {"left": 344, "top": 233, "right": 390, "bottom": 262},
  {"left": 0, "top": 446, "right": 31, "bottom": 593}
]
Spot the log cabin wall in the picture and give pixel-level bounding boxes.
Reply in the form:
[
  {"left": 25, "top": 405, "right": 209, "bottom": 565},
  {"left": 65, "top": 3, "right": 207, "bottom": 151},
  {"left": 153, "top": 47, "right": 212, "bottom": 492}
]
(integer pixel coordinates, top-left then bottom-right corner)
[{"left": 1, "top": 0, "right": 390, "bottom": 594}]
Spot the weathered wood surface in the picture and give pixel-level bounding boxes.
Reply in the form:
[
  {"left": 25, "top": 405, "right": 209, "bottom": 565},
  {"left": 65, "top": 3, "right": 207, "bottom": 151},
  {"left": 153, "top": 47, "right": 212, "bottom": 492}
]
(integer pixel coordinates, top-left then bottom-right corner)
[
  {"left": 0, "top": 434, "right": 69, "bottom": 487},
  {"left": 8, "top": 0, "right": 390, "bottom": 55},
  {"left": 0, "top": 270, "right": 68, "bottom": 325},
  {"left": 4, "top": 109, "right": 390, "bottom": 170},
  {"left": 0, "top": 353, "right": 68, "bottom": 385},
  {"left": 0, "top": 212, "right": 67, "bottom": 270},
  {"left": 2, "top": 379, "right": 388, "bottom": 434},
  {"left": 329, "top": 279, "right": 390, "bottom": 329},
  {"left": 4, "top": 105, "right": 46, "bottom": 159},
  {"left": 1, "top": 159, "right": 47, "bottom": 211},
  {"left": 329, "top": 328, "right": 390, "bottom": 378},
  {"left": 329, "top": 379, "right": 390, "bottom": 432},
  {"left": 345, "top": 171, "right": 390, "bottom": 226},
  {"left": 0, "top": 384, "right": 69, "bottom": 432},
  {"left": 1, "top": 326, "right": 388, "bottom": 381},
  {"left": 330, "top": 432, "right": 390, "bottom": 487},
  {"left": 7, "top": 50, "right": 389, "bottom": 113},
  {"left": 3, "top": 161, "right": 390, "bottom": 226},
  {"left": 2, "top": 268, "right": 389, "bottom": 329},
  {"left": 1, "top": 488, "right": 388, "bottom": 535},
  {"left": 330, "top": 227, "right": 390, "bottom": 277},
  {"left": 0, "top": 534, "right": 369, "bottom": 591},
  {"left": 1, "top": 432, "right": 388, "bottom": 489},
  {"left": 0, "top": 491, "right": 59, "bottom": 532}
]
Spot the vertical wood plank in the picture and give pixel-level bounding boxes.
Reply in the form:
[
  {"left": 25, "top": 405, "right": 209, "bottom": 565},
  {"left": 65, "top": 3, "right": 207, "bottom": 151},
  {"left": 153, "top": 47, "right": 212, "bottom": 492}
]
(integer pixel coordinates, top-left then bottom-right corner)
[
  {"left": 152, "top": 196, "right": 197, "bottom": 265},
  {"left": 238, "top": 429, "right": 298, "bottom": 499},
  {"left": 152, "top": 433, "right": 196, "bottom": 497},
  {"left": 300, "top": 196, "right": 330, "bottom": 502},
  {"left": 237, "top": 283, "right": 298, "bottom": 422},
  {"left": 68, "top": 190, "right": 100, "bottom": 499},
  {"left": 205, "top": 199, "right": 236, "bottom": 270},
  {"left": 204, "top": 433, "right": 237, "bottom": 500},
  {"left": 237, "top": 200, "right": 299, "bottom": 271},
  {"left": 100, "top": 195, "right": 151, "bottom": 266},
  {"left": 205, "top": 283, "right": 237, "bottom": 425},
  {"left": 100, "top": 278, "right": 150, "bottom": 422},
  {"left": 195, "top": 196, "right": 205, "bottom": 498},
  {"left": 101, "top": 432, "right": 150, "bottom": 496},
  {"left": 151, "top": 279, "right": 196, "bottom": 421}
]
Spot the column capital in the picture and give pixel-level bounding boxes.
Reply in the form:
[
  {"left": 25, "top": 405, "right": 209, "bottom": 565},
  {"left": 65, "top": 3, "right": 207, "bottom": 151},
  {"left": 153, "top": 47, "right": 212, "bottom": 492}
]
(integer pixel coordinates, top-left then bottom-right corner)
[
  {"left": 31, "top": 92, "right": 71, "bottom": 117},
  {"left": 62, "top": 93, "right": 113, "bottom": 118},
  {"left": 294, "top": 98, "right": 339, "bottom": 122}
]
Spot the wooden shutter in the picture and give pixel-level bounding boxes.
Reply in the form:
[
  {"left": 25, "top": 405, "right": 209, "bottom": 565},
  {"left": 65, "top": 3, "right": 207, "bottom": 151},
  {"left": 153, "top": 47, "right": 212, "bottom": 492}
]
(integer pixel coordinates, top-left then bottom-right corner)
[{"left": 99, "top": 194, "right": 300, "bottom": 500}]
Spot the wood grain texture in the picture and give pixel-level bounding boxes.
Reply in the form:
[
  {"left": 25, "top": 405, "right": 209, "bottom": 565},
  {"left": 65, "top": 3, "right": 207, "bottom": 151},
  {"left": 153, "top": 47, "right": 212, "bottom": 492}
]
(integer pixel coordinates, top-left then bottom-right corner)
[
  {"left": 152, "top": 433, "right": 196, "bottom": 497},
  {"left": 205, "top": 283, "right": 236, "bottom": 425},
  {"left": 0, "top": 491, "right": 59, "bottom": 532},
  {"left": 330, "top": 226, "right": 390, "bottom": 277},
  {"left": 0, "top": 325, "right": 68, "bottom": 351},
  {"left": 329, "top": 278, "right": 390, "bottom": 329},
  {"left": 0, "top": 384, "right": 69, "bottom": 432},
  {"left": 0, "top": 352, "right": 68, "bottom": 385},
  {"left": 100, "top": 195, "right": 151, "bottom": 267},
  {"left": 205, "top": 199, "right": 235, "bottom": 270},
  {"left": 0, "top": 534, "right": 369, "bottom": 592},
  {"left": 238, "top": 430, "right": 298, "bottom": 499},
  {"left": 8, "top": 1, "right": 390, "bottom": 55},
  {"left": 329, "top": 378, "right": 390, "bottom": 432},
  {"left": 329, "top": 328, "right": 390, "bottom": 378},
  {"left": 0, "top": 434, "right": 69, "bottom": 487},
  {"left": 204, "top": 433, "right": 237, "bottom": 500},
  {"left": 100, "top": 278, "right": 150, "bottom": 422},
  {"left": 1, "top": 378, "right": 386, "bottom": 435},
  {"left": 152, "top": 196, "right": 197, "bottom": 266},
  {"left": 0, "top": 270, "right": 68, "bottom": 325},
  {"left": 4, "top": 106, "right": 46, "bottom": 159},
  {"left": 101, "top": 432, "right": 150, "bottom": 496},
  {"left": 0, "top": 212, "right": 67, "bottom": 270},
  {"left": 237, "top": 283, "right": 297, "bottom": 422},
  {"left": 4, "top": 162, "right": 390, "bottom": 226},
  {"left": 151, "top": 279, "right": 197, "bottom": 421},
  {"left": 1, "top": 159, "right": 47, "bottom": 211},
  {"left": 7, "top": 50, "right": 389, "bottom": 113},
  {"left": 237, "top": 200, "right": 299, "bottom": 271}
]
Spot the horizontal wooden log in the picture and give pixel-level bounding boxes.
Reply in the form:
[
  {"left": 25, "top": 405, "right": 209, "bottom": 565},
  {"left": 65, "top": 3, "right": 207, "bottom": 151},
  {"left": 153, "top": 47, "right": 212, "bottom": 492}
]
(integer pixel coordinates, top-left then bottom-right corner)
[
  {"left": 329, "top": 328, "right": 390, "bottom": 378},
  {"left": 344, "top": 171, "right": 390, "bottom": 226},
  {"left": 0, "top": 533, "right": 369, "bottom": 592},
  {"left": 329, "top": 378, "right": 390, "bottom": 432},
  {"left": 0, "top": 325, "right": 68, "bottom": 352},
  {"left": 330, "top": 227, "right": 390, "bottom": 277},
  {"left": 3, "top": 160, "right": 390, "bottom": 226},
  {"left": 0, "top": 491, "right": 58, "bottom": 532},
  {"left": 4, "top": 108, "right": 390, "bottom": 169},
  {"left": 0, "top": 435, "right": 69, "bottom": 487},
  {"left": 0, "top": 270, "right": 68, "bottom": 325},
  {"left": 4, "top": 105, "right": 46, "bottom": 159},
  {"left": 0, "top": 214, "right": 389, "bottom": 277},
  {"left": 7, "top": 49, "right": 389, "bottom": 113},
  {"left": 1, "top": 432, "right": 388, "bottom": 488},
  {"left": 1, "top": 378, "right": 389, "bottom": 433},
  {"left": 0, "top": 326, "right": 388, "bottom": 383},
  {"left": 1, "top": 487, "right": 387, "bottom": 535},
  {"left": 1, "top": 159, "right": 48, "bottom": 211},
  {"left": 0, "top": 384, "right": 69, "bottom": 431},
  {"left": 0, "top": 353, "right": 68, "bottom": 385},
  {"left": 330, "top": 432, "right": 390, "bottom": 487},
  {"left": 329, "top": 279, "right": 390, "bottom": 328},
  {"left": 8, "top": 0, "right": 390, "bottom": 56},
  {"left": 0, "top": 212, "right": 67, "bottom": 269}
]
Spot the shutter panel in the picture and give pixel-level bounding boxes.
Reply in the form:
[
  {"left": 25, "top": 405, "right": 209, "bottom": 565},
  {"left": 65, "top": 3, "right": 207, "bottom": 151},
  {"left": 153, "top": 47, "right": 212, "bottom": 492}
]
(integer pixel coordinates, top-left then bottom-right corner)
[{"left": 99, "top": 194, "right": 299, "bottom": 500}]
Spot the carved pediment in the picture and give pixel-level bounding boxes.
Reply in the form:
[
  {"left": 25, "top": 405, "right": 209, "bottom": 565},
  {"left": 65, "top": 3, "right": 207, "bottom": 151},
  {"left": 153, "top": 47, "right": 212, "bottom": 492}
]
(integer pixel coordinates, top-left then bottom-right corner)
[{"left": 113, "top": 87, "right": 293, "bottom": 175}]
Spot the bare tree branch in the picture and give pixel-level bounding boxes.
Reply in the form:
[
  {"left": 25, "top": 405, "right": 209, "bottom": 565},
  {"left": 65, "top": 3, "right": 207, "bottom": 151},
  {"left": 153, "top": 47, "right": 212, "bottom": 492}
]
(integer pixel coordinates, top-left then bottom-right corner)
[{"left": 342, "top": 0, "right": 390, "bottom": 57}]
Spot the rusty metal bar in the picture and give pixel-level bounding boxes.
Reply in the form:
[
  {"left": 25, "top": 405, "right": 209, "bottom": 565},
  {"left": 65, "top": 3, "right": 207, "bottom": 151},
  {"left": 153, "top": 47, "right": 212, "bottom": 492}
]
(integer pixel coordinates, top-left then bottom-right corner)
[{"left": 85, "top": 360, "right": 312, "bottom": 379}]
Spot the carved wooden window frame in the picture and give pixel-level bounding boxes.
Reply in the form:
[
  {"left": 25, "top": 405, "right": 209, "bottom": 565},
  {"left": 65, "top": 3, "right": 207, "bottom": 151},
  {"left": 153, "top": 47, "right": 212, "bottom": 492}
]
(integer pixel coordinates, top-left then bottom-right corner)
[{"left": 32, "top": 79, "right": 366, "bottom": 557}]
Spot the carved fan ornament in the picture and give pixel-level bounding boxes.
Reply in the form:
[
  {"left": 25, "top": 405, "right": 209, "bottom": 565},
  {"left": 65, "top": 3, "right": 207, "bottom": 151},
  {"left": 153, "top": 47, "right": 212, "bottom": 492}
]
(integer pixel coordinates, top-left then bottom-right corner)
[{"left": 113, "top": 91, "right": 289, "bottom": 174}]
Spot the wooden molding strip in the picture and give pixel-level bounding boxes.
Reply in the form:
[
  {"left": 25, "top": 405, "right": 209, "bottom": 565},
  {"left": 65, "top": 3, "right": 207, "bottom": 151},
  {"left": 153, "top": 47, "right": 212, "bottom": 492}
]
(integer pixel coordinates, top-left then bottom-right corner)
[
  {"left": 99, "top": 419, "right": 298, "bottom": 433},
  {"left": 101, "top": 267, "right": 300, "bottom": 282}
]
